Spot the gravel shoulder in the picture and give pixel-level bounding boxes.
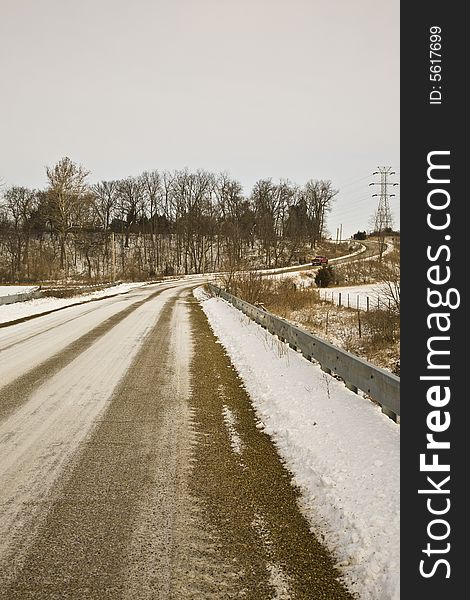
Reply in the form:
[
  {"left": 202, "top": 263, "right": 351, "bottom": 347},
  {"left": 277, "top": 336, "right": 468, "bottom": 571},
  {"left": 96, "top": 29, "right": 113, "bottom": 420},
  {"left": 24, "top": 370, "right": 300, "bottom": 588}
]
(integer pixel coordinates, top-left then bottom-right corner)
[{"left": 187, "top": 295, "right": 355, "bottom": 599}]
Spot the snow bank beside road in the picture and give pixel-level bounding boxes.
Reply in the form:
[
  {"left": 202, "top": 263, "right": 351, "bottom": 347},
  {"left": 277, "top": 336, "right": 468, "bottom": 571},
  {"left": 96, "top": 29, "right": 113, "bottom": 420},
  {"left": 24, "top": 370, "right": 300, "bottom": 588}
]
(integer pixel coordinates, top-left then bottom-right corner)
[
  {"left": 0, "top": 282, "right": 147, "bottom": 325},
  {"left": 195, "top": 288, "right": 400, "bottom": 600}
]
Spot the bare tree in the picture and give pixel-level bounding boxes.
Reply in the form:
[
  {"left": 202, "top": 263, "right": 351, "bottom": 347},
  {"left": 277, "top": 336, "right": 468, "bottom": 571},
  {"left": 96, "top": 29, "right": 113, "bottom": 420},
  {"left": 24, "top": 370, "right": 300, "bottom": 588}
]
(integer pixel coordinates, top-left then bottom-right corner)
[
  {"left": 91, "top": 180, "right": 119, "bottom": 277},
  {"left": 1, "top": 186, "right": 37, "bottom": 278},
  {"left": 46, "top": 157, "right": 90, "bottom": 273},
  {"left": 302, "top": 179, "right": 338, "bottom": 248},
  {"left": 92, "top": 180, "right": 118, "bottom": 230},
  {"left": 116, "top": 177, "right": 143, "bottom": 248},
  {"left": 171, "top": 169, "right": 214, "bottom": 273},
  {"left": 251, "top": 179, "right": 276, "bottom": 267},
  {"left": 0, "top": 165, "right": 341, "bottom": 282},
  {"left": 140, "top": 170, "right": 163, "bottom": 274},
  {"left": 160, "top": 170, "right": 177, "bottom": 274},
  {"left": 214, "top": 173, "right": 248, "bottom": 270},
  {"left": 252, "top": 179, "right": 296, "bottom": 267},
  {"left": 284, "top": 192, "right": 308, "bottom": 263}
]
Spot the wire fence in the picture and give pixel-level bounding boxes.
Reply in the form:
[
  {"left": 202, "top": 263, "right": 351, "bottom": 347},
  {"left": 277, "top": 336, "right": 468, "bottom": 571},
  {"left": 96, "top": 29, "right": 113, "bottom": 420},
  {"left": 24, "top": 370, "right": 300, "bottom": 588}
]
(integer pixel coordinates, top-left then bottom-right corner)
[{"left": 318, "top": 289, "right": 393, "bottom": 311}]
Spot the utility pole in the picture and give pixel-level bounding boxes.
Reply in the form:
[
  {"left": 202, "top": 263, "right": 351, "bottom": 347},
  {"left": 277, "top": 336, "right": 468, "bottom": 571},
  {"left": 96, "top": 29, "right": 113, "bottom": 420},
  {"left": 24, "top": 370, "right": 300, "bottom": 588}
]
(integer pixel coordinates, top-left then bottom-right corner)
[{"left": 369, "top": 167, "right": 398, "bottom": 261}]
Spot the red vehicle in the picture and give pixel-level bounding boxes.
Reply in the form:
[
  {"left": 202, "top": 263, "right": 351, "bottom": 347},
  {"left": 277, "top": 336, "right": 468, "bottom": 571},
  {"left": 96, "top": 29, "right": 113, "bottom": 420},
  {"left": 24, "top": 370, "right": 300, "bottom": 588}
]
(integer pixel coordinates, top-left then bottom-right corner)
[{"left": 311, "top": 255, "right": 328, "bottom": 266}]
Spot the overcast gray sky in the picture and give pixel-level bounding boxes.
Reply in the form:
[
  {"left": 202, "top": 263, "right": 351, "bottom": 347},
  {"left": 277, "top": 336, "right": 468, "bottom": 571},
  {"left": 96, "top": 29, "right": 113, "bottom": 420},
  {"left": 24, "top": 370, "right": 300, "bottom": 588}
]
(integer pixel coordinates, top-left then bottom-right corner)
[{"left": 0, "top": 0, "right": 399, "bottom": 238}]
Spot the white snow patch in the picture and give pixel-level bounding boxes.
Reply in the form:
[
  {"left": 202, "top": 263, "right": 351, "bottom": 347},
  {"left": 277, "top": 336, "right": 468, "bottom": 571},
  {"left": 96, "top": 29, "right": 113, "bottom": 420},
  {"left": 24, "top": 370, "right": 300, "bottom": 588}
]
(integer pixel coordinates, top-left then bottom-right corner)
[
  {"left": 252, "top": 513, "right": 291, "bottom": 600},
  {"left": 194, "top": 287, "right": 400, "bottom": 600},
  {"left": 268, "top": 564, "right": 291, "bottom": 600},
  {"left": 222, "top": 405, "right": 243, "bottom": 455}
]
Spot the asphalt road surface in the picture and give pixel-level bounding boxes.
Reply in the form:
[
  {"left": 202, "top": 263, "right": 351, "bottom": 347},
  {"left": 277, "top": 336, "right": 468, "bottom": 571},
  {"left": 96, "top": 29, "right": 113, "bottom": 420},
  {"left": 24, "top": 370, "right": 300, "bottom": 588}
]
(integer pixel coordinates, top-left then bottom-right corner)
[{"left": 0, "top": 281, "right": 354, "bottom": 599}]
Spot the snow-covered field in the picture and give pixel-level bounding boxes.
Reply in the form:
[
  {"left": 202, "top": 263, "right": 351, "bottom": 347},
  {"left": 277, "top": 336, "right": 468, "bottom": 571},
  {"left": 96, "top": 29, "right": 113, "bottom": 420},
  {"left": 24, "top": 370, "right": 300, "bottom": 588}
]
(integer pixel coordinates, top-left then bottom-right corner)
[
  {"left": 195, "top": 288, "right": 399, "bottom": 600},
  {"left": 319, "top": 283, "right": 388, "bottom": 310},
  {"left": 0, "top": 282, "right": 148, "bottom": 325}
]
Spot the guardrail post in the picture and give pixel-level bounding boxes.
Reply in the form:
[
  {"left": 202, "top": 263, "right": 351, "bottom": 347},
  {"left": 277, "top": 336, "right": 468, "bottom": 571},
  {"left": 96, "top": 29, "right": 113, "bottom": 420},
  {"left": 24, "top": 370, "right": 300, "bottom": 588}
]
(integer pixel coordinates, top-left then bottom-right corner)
[{"left": 382, "top": 406, "right": 399, "bottom": 423}]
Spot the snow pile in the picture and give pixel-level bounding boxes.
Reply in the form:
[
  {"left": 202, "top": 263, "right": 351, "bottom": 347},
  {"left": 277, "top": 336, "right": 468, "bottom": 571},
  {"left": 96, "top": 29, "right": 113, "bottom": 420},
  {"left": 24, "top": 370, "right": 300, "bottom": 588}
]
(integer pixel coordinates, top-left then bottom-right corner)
[
  {"left": 0, "top": 282, "right": 147, "bottom": 325},
  {"left": 195, "top": 288, "right": 399, "bottom": 600}
]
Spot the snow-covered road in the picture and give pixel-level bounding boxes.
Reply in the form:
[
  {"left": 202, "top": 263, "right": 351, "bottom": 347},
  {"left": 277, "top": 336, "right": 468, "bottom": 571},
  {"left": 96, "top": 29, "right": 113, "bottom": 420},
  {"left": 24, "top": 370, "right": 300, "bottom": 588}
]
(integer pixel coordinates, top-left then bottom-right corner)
[
  {"left": 0, "top": 284, "right": 154, "bottom": 390},
  {"left": 0, "top": 277, "right": 386, "bottom": 599},
  {"left": 0, "top": 282, "right": 196, "bottom": 587}
]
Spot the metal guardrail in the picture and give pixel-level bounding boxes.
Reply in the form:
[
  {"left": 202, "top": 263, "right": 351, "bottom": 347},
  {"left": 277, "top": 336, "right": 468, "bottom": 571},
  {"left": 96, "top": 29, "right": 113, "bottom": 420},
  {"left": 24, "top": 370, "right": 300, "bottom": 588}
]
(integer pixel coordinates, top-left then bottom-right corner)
[
  {"left": 209, "top": 284, "right": 400, "bottom": 422},
  {"left": 0, "top": 289, "right": 43, "bottom": 306}
]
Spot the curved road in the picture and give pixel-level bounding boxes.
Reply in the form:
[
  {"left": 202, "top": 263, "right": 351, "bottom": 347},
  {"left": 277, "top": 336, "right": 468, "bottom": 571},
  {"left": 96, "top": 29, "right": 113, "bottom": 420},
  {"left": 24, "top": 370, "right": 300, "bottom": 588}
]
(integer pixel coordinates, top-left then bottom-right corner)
[{"left": 0, "top": 281, "right": 353, "bottom": 599}]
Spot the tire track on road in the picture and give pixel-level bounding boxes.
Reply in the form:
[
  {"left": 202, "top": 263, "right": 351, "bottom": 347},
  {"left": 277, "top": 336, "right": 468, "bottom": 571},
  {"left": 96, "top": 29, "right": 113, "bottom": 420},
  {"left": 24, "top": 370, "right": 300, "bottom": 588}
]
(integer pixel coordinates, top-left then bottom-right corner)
[
  {"left": 0, "top": 296, "right": 130, "bottom": 353},
  {"left": 0, "top": 286, "right": 148, "bottom": 330},
  {"left": 0, "top": 286, "right": 186, "bottom": 590},
  {"left": 0, "top": 285, "right": 165, "bottom": 423},
  {"left": 1, "top": 296, "right": 175, "bottom": 597},
  {"left": 1, "top": 288, "right": 230, "bottom": 599}
]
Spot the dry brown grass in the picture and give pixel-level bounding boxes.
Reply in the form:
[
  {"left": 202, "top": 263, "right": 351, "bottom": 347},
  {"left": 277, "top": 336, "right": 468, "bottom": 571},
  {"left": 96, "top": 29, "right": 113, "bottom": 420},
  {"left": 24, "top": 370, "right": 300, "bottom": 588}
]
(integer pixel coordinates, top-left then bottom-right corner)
[
  {"left": 219, "top": 272, "right": 400, "bottom": 375},
  {"left": 258, "top": 278, "right": 321, "bottom": 318}
]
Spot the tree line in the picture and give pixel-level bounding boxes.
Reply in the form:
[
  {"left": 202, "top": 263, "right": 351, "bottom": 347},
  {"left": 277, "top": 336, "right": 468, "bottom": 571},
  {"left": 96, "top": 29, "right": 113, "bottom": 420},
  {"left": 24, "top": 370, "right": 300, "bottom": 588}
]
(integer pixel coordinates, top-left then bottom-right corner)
[{"left": 0, "top": 157, "right": 337, "bottom": 282}]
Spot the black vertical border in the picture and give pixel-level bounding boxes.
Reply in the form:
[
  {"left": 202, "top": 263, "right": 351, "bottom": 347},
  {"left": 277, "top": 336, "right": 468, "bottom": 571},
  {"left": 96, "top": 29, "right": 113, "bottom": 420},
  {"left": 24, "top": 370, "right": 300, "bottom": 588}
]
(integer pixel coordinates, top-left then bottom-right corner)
[{"left": 401, "top": 2, "right": 466, "bottom": 597}]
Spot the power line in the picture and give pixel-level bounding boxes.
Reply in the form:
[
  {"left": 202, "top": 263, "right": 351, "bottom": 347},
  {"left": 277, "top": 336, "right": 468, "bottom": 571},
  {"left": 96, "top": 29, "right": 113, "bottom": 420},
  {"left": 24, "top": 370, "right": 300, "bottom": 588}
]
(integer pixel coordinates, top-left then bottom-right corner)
[
  {"left": 337, "top": 174, "right": 373, "bottom": 188},
  {"left": 332, "top": 195, "right": 392, "bottom": 216},
  {"left": 334, "top": 192, "right": 400, "bottom": 211}
]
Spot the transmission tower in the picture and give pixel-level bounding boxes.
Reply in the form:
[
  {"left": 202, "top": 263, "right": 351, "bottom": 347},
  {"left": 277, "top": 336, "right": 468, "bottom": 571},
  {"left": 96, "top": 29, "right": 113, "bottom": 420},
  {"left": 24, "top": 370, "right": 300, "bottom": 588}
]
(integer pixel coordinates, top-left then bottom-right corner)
[{"left": 369, "top": 167, "right": 398, "bottom": 260}]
